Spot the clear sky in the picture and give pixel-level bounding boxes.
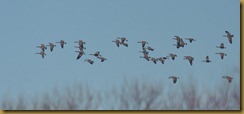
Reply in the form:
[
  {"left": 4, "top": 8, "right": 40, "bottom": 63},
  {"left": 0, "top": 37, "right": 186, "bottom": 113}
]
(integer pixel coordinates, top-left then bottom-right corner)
[{"left": 0, "top": 0, "right": 240, "bottom": 98}]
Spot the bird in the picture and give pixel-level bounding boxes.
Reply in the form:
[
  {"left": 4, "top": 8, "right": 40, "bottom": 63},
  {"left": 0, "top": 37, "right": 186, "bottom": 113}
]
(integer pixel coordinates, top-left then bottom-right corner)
[
  {"left": 168, "top": 53, "right": 177, "bottom": 60},
  {"left": 184, "top": 56, "right": 194, "bottom": 65},
  {"left": 46, "top": 43, "right": 56, "bottom": 52},
  {"left": 112, "top": 39, "right": 120, "bottom": 47},
  {"left": 156, "top": 57, "right": 167, "bottom": 64},
  {"left": 137, "top": 41, "right": 149, "bottom": 48},
  {"left": 185, "top": 38, "right": 196, "bottom": 43},
  {"left": 74, "top": 40, "right": 86, "bottom": 48},
  {"left": 223, "top": 31, "right": 234, "bottom": 44},
  {"left": 172, "top": 36, "right": 181, "bottom": 43},
  {"left": 117, "top": 37, "right": 128, "bottom": 44},
  {"left": 90, "top": 51, "right": 100, "bottom": 57},
  {"left": 145, "top": 46, "right": 154, "bottom": 51},
  {"left": 215, "top": 52, "right": 227, "bottom": 59},
  {"left": 179, "top": 38, "right": 187, "bottom": 48},
  {"left": 56, "top": 40, "right": 66, "bottom": 48},
  {"left": 97, "top": 55, "right": 107, "bottom": 62},
  {"left": 75, "top": 50, "right": 85, "bottom": 60},
  {"left": 202, "top": 56, "right": 211, "bottom": 63},
  {"left": 140, "top": 53, "right": 151, "bottom": 61},
  {"left": 222, "top": 76, "right": 233, "bottom": 83},
  {"left": 150, "top": 57, "right": 158, "bottom": 64},
  {"left": 216, "top": 43, "right": 226, "bottom": 49},
  {"left": 121, "top": 42, "right": 128, "bottom": 47},
  {"left": 37, "top": 44, "right": 47, "bottom": 52},
  {"left": 139, "top": 48, "right": 149, "bottom": 55},
  {"left": 36, "top": 51, "right": 46, "bottom": 59},
  {"left": 84, "top": 59, "right": 94, "bottom": 65},
  {"left": 168, "top": 76, "right": 179, "bottom": 84}
]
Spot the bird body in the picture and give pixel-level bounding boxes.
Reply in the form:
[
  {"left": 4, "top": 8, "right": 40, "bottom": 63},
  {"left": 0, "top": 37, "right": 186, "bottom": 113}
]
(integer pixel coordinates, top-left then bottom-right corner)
[
  {"left": 202, "top": 56, "right": 211, "bottom": 63},
  {"left": 37, "top": 44, "right": 47, "bottom": 52},
  {"left": 84, "top": 59, "right": 94, "bottom": 64},
  {"left": 137, "top": 41, "right": 148, "bottom": 48},
  {"left": 36, "top": 51, "right": 46, "bottom": 59},
  {"left": 46, "top": 43, "right": 56, "bottom": 52},
  {"left": 185, "top": 38, "right": 196, "bottom": 43},
  {"left": 224, "top": 31, "right": 234, "bottom": 44},
  {"left": 76, "top": 50, "right": 85, "bottom": 60},
  {"left": 112, "top": 39, "right": 120, "bottom": 47},
  {"left": 56, "top": 40, "right": 67, "bottom": 48},
  {"left": 184, "top": 56, "right": 194, "bottom": 65},
  {"left": 215, "top": 52, "right": 227, "bottom": 59},
  {"left": 216, "top": 43, "right": 226, "bottom": 49}
]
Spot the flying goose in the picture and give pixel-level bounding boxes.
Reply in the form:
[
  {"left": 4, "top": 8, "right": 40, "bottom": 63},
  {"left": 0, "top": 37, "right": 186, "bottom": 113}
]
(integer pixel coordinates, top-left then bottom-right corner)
[
  {"left": 74, "top": 40, "right": 86, "bottom": 48},
  {"left": 185, "top": 38, "right": 196, "bottom": 43},
  {"left": 145, "top": 46, "right": 154, "bottom": 51},
  {"left": 36, "top": 51, "right": 46, "bottom": 59},
  {"left": 223, "top": 31, "right": 234, "bottom": 44},
  {"left": 37, "top": 44, "right": 47, "bottom": 52},
  {"left": 216, "top": 43, "right": 226, "bottom": 49},
  {"left": 156, "top": 57, "right": 167, "bottom": 64},
  {"left": 137, "top": 41, "right": 149, "bottom": 48},
  {"left": 202, "top": 56, "right": 211, "bottom": 63},
  {"left": 140, "top": 53, "right": 151, "bottom": 61},
  {"left": 117, "top": 37, "right": 128, "bottom": 44},
  {"left": 46, "top": 43, "right": 56, "bottom": 52},
  {"left": 121, "top": 42, "right": 128, "bottom": 47},
  {"left": 56, "top": 40, "right": 66, "bottom": 48},
  {"left": 139, "top": 48, "right": 149, "bottom": 55},
  {"left": 184, "top": 56, "right": 194, "bottom": 66},
  {"left": 179, "top": 38, "right": 187, "bottom": 47},
  {"left": 168, "top": 53, "right": 177, "bottom": 60},
  {"left": 90, "top": 51, "right": 100, "bottom": 57},
  {"left": 112, "top": 39, "right": 120, "bottom": 47},
  {"left": 215, "top": 52, "right": 227, "bottom": 60},
  {"left": 97, "top": 55, "right": 107, "bottom": 62},
  {"left": 168, "top": 76, "right": 179, "bottom": 84},
  {"left": 84, "top": 59, "right": 94, "bottom": 65},
  {"left": 150, "top": 57, "right": 158, "bottom": 64},
  {"left": 75, "top": 50, "right": 85, "bottom": 60},
  {"left": 222, "top": 76, "right": 233, "bottom": 83}
]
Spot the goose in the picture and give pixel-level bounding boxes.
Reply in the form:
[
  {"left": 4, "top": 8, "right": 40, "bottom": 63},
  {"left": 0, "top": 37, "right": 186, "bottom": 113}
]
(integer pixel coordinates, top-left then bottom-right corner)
[
  {"left": 46, "top": 43, "right": 56, "bottom": 52},
  {"left": 140, "top": 53, "right": 151, "bottom": 61},
  {"left": 36, "top": 51, "right": 46, "bottom": 59},
  {"left": 145, "top": 46, "right": 154, "bottom": 51},
  {"left": 185, "top": 38, "right": 196, "bottom": 43},
  {"left": 56, "top": 40, "right": 66, "bottom": 48},
  {"left": 202, "top": 56, "right": 211, "bottom": 63},
  {"left": 139, "top": 48, "right": 149, "bottom": 55},
  {"left": 168, "top": 53, "right": 177, "bottom": 60},
  {"left": 137, "top": 41, "right": 149, "bottom": 48},
  {"left": 74, "top": 40, "right": 85, "bottom": 48},
  {"left": 112, "top": 39, "right": 120, "bottom": 47},
  {"left": 75, "top": 50, "right": 85, "bottom": 60},
  {"left": 117, "top": 37, "right": 128, "bottom": 44},
  {"left": 84, "top": 59, "right": 94, "bottom": 65},
  {"left": 179, "top": 38, "right": 187, "bottom": 47},
  {"left": 150, "top": 57, "right": 158, "bottom": 64},
  {"left": 97, "top": 55, "right": 107, "bottom": 62},
  {"left": 222, "top": 76, "right": 233, "bottom": 83},
  {"left": 37, "top": 44, "right": 47, "bottom": 52},
  {"left": 121, "top": 42, "right": 128, "bottom": 47},
  {"left": 172, "top": 36, "right": 181, "bottom": 43},
  {"left": 184, "top": 56, "right": 194, "bottom": 66},
  {"left": 156, "top": 57, "right": 167, "bottom": 64},
  {"left": 89, "top": 51, "right": 100, "bottom": 57},
  {"left": 215, "top": 52, "right": 227, "bottom": 59},
  {"left": 168, "top": 76, "right": 179, "bottom": 84},
  {"left": 223, "top": 31, "right": 234, "bottom": 44},
  {"left": 216, "top": 43, "right": 226, "bottom": 49}
]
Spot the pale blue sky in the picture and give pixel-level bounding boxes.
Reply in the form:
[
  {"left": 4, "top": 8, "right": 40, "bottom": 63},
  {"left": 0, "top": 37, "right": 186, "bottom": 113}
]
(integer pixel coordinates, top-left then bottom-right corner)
[{"left": 0, "top": 0, "right": 240, "bottom": 97}]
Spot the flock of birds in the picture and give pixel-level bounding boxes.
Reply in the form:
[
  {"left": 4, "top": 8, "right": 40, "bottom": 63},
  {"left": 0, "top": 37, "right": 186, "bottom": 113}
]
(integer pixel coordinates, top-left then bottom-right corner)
[{"left": 35, "top": 31, "right": 235, "bottom": 84}]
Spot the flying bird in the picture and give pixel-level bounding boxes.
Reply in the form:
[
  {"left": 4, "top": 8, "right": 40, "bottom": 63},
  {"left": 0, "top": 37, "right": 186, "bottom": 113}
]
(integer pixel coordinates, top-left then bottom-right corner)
[
  {"left": 184, "top": 56, "right": 194, "bottom": 66},
  {"left": 185, "top": 38, "right": 196, "bottom": 43},
  {"left": 46, "top": 43, "right": 56, "bottom": 52},
  {"left": 90, "top": 51, "right": 100, "bottom": 57},
  {"left": 137, "top": 41, "right": 149, "bottom": 48},
  {"left": 36, "top": 51, "right": 46, "bottom": 59},
  {"left": 223, "top": 31, "right": 234, "bottom": 44},
  {"left": 168, "top": 76, "right": 179, "bottom": 84},
  {"left": 202, "top": 56, "right": 211, "bottom": 63},
  {"left": 37, "top": 44, "right": 47, "bottom": 52},
  {"left": 215, "top": 52, "right": 227, "bottom": 60},
  {"left": 216, "top": 43, "right": 226, "bottom": 49},
  {"left": 76, "top": 50, "right": 85, "bottom": 60},
  {"left": 84, "top": 59, "right": 94, "bottom": 65},
  {"left": 168, "top": 53, "right": 177, "bottom": 60},
  {"left": 222, "top": 76, "right": 233, "bottom": 83},
  {"left": 56, "top": 40, "right": 67, "bottom": 48},
  {"left": 112, "top": 39, "right": 120, "bottom": 47},
  {"left": 97, "top": 55, "right": 107, "bottom": 62}
]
